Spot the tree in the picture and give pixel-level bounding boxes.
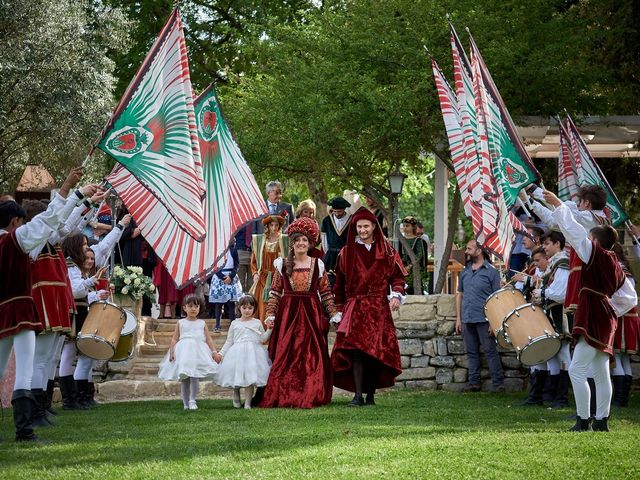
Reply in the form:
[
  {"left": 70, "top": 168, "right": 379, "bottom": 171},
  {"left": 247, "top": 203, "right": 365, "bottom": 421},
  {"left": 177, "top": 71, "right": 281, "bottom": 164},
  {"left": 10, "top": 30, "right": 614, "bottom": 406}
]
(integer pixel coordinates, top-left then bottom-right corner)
[
  {"left": 0, "top": 0, "right": 130, "bottom": 192},
  {"left": 104, "top": 0, "right": 320, "bottom": 95}
]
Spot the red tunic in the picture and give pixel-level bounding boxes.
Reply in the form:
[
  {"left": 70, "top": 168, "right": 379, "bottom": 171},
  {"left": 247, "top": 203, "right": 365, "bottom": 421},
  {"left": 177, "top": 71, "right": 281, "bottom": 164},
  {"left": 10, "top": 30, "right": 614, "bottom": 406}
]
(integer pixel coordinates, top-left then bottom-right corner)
[
  {"left": 564, "top": 248, "right": 581, "bottom": 312},
  {"left": 613, "top": 307, "right": 639, "bottom": 354},
  {"left": 331, "top": 241, "right": 406, "bottom": 393},
  {"left": 31, "top": 243, "right": 73, "bottom": 333},
  {"left": 572, "top": 243, "right": 625, "bottom": 355},
  {"left": 261, "top": 258, "right": 335, "bottom": 408},
  {"left": 0, "top": 231, "right": 41, "bottom": 339}
]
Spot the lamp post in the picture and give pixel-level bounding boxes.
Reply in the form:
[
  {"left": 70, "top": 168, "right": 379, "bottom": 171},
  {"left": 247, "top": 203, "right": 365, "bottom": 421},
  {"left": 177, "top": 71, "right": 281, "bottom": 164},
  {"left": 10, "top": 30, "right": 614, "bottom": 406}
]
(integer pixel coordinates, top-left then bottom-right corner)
[{"left": 388, "top": 168, "right": 407, "bottom": 251}]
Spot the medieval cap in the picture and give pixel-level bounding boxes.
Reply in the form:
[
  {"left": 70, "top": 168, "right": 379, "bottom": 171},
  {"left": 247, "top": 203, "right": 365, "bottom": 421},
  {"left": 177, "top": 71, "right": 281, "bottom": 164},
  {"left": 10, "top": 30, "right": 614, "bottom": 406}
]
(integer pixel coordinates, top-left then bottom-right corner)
[{"left": 328, "top": 196, "right": 351, "bottom": 209}]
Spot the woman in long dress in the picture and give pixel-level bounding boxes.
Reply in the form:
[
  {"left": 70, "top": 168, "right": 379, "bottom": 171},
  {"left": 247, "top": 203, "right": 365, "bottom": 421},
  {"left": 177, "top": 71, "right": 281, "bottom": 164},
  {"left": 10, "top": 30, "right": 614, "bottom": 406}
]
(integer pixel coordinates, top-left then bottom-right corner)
[
  {"left": 250, "top": 213, "right": 288, "bottom": 323},
  {"left": 260, "top": 217, "right": 340, "bottom": 408}
]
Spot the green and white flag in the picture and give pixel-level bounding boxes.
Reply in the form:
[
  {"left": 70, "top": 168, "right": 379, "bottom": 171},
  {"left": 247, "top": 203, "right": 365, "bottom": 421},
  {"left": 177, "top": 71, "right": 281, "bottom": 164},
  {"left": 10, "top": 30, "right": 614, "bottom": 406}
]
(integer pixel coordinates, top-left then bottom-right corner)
[
  {"left": 564, "top": 114, "right": 629, "bottom": 227},
  {"left": 468, "top": 35, "right": 540, "bottom": 209},
  {"left": 97, "top": 8, "right": 206, "bottom": 241}
]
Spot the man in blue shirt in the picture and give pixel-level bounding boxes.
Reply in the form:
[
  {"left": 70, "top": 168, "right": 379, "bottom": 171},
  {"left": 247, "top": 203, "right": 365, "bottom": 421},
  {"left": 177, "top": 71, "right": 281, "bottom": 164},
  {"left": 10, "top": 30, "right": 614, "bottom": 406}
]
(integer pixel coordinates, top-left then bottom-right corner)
[{"left": 455, "top": 240, "right": 505, "bottom": 392}]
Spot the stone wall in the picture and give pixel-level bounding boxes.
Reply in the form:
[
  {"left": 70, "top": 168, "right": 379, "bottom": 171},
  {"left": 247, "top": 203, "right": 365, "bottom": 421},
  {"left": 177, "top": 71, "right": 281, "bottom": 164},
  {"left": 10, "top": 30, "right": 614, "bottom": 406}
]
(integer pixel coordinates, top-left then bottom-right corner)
[
  {"left": 394, "top": 294, "right": 640, "bottom": 392},
  {"left": 399, "top": 294, "right": 526, "bottom": 393}
]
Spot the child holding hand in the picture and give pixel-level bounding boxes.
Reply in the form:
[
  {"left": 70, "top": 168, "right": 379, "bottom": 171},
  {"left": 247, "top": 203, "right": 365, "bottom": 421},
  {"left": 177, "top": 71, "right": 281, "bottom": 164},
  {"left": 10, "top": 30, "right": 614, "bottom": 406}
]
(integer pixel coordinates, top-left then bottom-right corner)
[
  {"left": 215, "top": 294, "right": 273, "bottom": 409},
  {"left": 158, "top": 294, "right": 219, "bottom": 410}
]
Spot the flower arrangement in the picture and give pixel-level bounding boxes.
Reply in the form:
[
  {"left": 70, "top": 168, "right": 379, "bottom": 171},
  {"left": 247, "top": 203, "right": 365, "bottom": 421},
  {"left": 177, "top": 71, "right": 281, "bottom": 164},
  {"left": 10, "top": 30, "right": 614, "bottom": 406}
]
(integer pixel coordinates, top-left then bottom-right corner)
[{"left": 110, "top": 265, "right": 155, "bottom": 300}]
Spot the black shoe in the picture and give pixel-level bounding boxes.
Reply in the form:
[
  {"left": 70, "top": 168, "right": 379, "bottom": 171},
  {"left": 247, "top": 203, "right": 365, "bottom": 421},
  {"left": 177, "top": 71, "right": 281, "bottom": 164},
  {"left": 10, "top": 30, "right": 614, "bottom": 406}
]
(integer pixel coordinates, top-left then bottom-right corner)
[
  {"left": 31, "top": 389, "right": 54, "bottom": 427},
  {"left": 45, "top": 379, "right": 58, "bottom": 416},
  {"left": 592, "top": 417, "right": 610, "bottom": 432},
  {"left": 87, "top": 382, "right": 99, "bottom": 407},
  {"left": 76, "top": 380, "right": 92, "bottom": 408},
  {"left": 570, "top": 416, "right": 593, "bottom": 432},
  {"left": 59, "top": 375, "right": 87, "bottom": 410},
  {"left": 12, "top": 390, "right": 37, "bottom": 441},
  {"left": 611, "top": 375, "right": 625, "bottom": 407},
  {"left": 621, "top": 375, "right": 632, "bottom": 407},
  {"left": 348, "top": 395, "right": 364, "bottom": 407},
  {"left": 365, "top": 393, "right": 375, "bottom": 406},
  {"left": 550, "top": 370, "right": 570, "bottom": 409},
  {"left": 462, "top": 383, "right": 481, "bottom": 393}
]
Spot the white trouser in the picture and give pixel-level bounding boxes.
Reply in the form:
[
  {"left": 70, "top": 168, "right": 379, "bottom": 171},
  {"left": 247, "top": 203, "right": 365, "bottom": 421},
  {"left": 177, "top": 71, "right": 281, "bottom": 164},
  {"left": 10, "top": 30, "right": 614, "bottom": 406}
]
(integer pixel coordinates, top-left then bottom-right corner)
[
  {"left": 611, "top": 353, "right": 632, "bottom": 376},
  {"left": 569, "top": 337, "right": 611, "bottom": 420},
  {"left": 59, "top": 341, "right": 77, "bottom": 377},
  {"left": 547, "top": 341, "right": 572, "bottom": 375},
  {"left": 530, "top": 363, "right": 547, "bottom": 372},
  {"left": 49, "top": 334, "right": 66, "bottom": 380},
  {"left": 32, "top": 331, "right": 60, "bottom": 390},
  {"left": 0, "top": 330, "right": 36, "bottom": 391},
  {"left": 73, "top": 355, "right": 94, "bottom": 381}
]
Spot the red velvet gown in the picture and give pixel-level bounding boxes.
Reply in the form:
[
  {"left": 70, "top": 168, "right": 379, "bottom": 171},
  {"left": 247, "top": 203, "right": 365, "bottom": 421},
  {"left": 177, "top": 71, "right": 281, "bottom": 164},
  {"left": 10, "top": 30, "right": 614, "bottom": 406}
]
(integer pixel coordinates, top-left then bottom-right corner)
[
  {"left": 331, "top": 241, "right": 405, "bottom": 393},
  {"left": 261, "top": 258, "right": 336, "bottom": 408}
]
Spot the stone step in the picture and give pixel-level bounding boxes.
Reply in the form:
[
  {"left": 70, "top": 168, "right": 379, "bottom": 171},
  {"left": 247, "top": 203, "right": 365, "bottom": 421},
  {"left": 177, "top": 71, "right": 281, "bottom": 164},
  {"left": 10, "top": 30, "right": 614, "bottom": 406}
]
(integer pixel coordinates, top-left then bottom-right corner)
[
  {"left": 94, "top": 379, "right": 233, "bottom": 401},
  {"left": 149, "top": 318, "right": 233, "bottom": 333}
]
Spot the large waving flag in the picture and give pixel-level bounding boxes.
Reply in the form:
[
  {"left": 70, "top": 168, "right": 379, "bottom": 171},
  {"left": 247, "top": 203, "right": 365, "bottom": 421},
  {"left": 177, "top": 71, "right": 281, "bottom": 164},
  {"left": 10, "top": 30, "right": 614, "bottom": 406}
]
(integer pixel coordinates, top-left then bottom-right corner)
[
  {"left": 96, "top": 9, "right": 206, "bottom": 241},
  {"left": 450, "top": 25, "right": 485, "bottom": 238},
  {"left": 431, "top": 58, "right": 472, "bottom": 217},
  {"left": 470, "top": 43, "right": 514, "bottom": 262},
  {"left": 468, "top": 34, "right": 540, "bottom": 209},
  {"left": 108, "top": 84, "right": 267, "bottom": 287},
  {"left": 557, "top": 119, "right": 580, "bottom": 202},
  {"left": 563, "top": 114, "right": 629, "bottom": 227}
]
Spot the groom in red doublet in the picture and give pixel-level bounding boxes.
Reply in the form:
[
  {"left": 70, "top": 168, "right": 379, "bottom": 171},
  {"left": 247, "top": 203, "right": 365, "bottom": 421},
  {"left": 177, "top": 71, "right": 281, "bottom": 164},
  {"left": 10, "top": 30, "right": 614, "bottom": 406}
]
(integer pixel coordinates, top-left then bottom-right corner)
[{"left": 331, "top": 207, "right": 406, "bottom": 406}]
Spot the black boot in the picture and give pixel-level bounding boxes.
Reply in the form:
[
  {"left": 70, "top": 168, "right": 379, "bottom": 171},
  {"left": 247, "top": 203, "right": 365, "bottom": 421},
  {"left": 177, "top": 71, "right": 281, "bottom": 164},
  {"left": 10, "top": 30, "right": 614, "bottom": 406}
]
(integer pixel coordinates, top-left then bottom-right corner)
[
  {"left": 587, "top": 377, "right": 597, "bottom": 417},
  {"left": 31, "top": 389, "right": 54, "bottom": 427},
  {"left": 592, "top": 417, "right": 609, "bottom": 432},
  {"left": 570, "top": 416, "right": 593, "bottom": 432},
  {"left": 45, "top": 379, "right": 58, "bottom": 416},
  {"left": 551, "top": 370, "right": 570, "bottom": 409},
  {"left": 365, "top": 391, "right": 376, "bottom": 406},
  {"left": 59, "top": 375, "right": 86, "bottom": 410},
  {"left": 12, "top": 390, "right": 38, "bottom": 441},
  {"left": 87, "top": 382, "right": 99, "bottom": 406},
  {"left": 519, "top": 370, "right": 547, "bottom": 406},
  {"left": 611, "top": 375, "right": 625, "bottom": 407},
  {"left": 348, "top": 394, "right": 364, "bottom": 407},
  {"left": 620, "top": 375, "right": 632, "bottom": 407},
  {"left": 542, "top": 372, "right": 556, "bottom": 405},
  {"left": 76, "top": 380, "right": 91, "bottom": 408}
]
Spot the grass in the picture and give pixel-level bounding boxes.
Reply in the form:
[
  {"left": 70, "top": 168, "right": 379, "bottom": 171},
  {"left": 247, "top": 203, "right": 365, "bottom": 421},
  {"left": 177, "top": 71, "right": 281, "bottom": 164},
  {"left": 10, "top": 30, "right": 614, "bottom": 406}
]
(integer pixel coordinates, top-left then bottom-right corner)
[{"left": 0, "top": 390, "right": 638, "bottom": 479}]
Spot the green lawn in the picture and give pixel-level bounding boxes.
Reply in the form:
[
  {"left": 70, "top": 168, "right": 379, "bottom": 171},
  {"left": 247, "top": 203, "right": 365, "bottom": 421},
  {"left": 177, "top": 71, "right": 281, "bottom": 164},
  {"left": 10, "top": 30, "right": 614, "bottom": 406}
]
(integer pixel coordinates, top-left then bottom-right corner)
[{"left": 1, "top": 390, "right": 638, "bottom": 479}]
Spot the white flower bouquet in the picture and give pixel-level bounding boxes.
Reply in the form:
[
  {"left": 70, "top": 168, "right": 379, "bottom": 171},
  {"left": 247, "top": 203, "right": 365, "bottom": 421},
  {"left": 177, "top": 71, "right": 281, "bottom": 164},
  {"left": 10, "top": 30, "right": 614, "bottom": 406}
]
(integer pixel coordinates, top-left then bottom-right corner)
[{"left": 111, "top": 265, "right": 155, "bottom": 300}]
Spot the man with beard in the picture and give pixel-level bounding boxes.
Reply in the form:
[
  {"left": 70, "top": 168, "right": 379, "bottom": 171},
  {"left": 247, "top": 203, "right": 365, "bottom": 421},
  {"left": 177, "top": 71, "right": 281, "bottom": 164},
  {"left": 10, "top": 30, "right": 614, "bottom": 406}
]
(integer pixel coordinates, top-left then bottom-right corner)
[
  {"left": 331, "top": 207, "right": 406, "bottom": 406},
  {"left": 455, "top": 240, "right": 505, "bottom": 393}
]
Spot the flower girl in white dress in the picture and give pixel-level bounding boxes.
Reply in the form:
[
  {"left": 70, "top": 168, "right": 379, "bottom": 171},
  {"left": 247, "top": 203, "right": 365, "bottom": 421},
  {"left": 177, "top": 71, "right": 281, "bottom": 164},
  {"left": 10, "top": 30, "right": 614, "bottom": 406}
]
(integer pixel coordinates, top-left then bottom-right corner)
[
  {"left": 158, "top": 294, "right": 219, "bottom": 410},
  {"left": 214, "top": 294, "right": 273, "bottom": 409}
]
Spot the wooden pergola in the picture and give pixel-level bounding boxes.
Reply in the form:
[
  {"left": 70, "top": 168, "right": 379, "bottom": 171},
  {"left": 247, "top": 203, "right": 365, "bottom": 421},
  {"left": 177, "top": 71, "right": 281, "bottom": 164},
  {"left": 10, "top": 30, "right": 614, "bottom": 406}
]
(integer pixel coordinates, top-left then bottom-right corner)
[{"left": 432, "top": 115, "right": 640, "bottom": 286}]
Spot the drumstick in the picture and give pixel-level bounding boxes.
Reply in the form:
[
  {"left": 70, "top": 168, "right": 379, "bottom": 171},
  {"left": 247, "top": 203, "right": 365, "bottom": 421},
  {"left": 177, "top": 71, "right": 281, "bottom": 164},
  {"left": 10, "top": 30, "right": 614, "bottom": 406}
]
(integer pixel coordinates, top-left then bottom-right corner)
[{"left": 509, "top": 269, "right": 536, "bottom": 278}]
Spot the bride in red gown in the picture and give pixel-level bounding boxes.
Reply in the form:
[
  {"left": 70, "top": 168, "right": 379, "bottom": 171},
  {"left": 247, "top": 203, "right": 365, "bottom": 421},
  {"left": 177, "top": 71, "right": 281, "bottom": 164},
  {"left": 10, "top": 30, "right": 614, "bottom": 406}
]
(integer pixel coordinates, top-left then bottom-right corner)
[{"left": 260, "top": 217, "right": 340, "bottom": 408}]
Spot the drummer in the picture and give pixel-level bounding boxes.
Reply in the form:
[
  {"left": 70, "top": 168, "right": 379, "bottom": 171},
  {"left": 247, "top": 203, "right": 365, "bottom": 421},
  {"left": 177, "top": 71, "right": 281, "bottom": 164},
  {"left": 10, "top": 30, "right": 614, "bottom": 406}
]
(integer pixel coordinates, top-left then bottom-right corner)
[
  {"left": 518, "top": 246, "right": 552, "bottom": 406},
  {"left": 58, "top": 214, "right": 131, "bottom": 410},
  {"left": 536, "top": 231, "right": 571, "bottom": 409},
  {"left": 512, "top": 224, "right": 545, "bottom": 300}
]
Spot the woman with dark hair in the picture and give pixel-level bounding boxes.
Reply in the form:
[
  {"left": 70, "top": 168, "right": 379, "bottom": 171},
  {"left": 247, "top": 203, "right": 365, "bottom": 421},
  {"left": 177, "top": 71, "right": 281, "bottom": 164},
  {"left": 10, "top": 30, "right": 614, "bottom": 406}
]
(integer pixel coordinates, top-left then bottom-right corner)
[{"left": 260, "top": 217, "right": 340, "bottom": 408}]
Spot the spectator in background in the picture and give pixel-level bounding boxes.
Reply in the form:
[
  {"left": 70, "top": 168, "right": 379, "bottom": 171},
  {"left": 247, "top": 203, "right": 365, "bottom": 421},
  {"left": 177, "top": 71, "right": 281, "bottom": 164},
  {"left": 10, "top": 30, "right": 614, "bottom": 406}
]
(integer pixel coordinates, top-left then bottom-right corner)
[
  {"left": 399, "top": 216, "right": 426, "bottom": 295},
  {"left": 321, "top": 196, "right": 352, "bottom": 287},
  {"left": 234, "top": 224, "right": 253, "bottom": 293},
  {"left": 455, "top": 240, "right": 505, "bottom": 393},
  {"left": 254, "top": 181, "right": 294, "bottom": 234}
]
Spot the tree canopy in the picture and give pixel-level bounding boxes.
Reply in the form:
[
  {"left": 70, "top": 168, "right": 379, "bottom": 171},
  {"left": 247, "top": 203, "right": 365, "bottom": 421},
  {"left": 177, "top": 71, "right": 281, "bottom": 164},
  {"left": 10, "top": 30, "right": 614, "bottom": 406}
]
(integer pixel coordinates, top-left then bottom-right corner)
[{"left": 0, "top": 0, "right": 130, "bottom": 192}]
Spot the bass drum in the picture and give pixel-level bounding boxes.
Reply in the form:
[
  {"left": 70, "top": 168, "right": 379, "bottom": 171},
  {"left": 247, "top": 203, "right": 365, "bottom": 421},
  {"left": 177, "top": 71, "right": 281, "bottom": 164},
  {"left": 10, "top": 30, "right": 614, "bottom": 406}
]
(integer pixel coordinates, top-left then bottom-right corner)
[
  {"left": 484, "top": 287, "right": 525, "bottom": 349},
  {"left": 77, "top": 302, "right": 126, "bottom": 360},
  {"left": 503, "top": 304, "right": 561, "bottom": 366},
  {"left": 111, "top": 309, "right": 138, "bottom": 362}
]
